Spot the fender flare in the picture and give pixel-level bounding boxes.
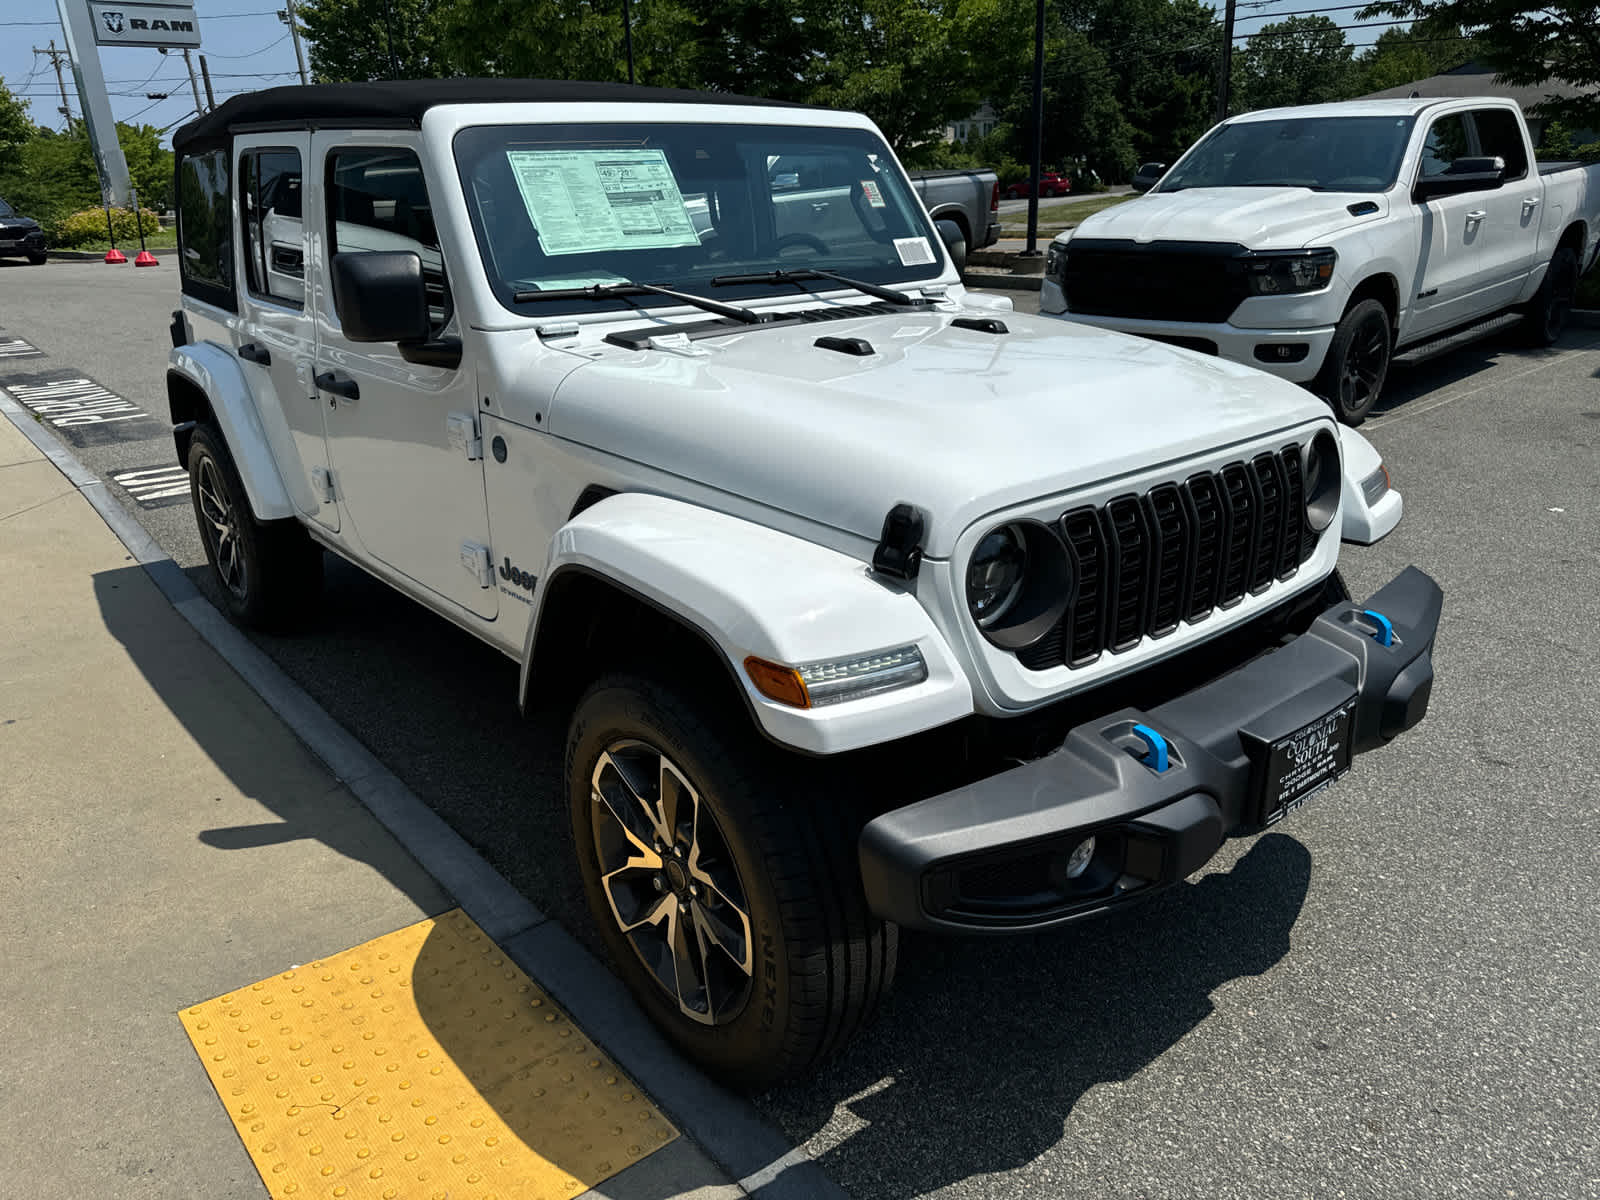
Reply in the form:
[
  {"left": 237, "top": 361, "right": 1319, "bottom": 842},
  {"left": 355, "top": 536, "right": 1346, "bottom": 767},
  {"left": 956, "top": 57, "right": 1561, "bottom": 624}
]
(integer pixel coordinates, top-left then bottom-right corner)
[
  {"left": 521, "top": 493, "right": 974, "bottom": 756},
  {"left": 1338, "top": 425, "right": 1402, "bottom": 545},
  {"left": 168, "top": 343, "right": 295, "bottom": 521}
]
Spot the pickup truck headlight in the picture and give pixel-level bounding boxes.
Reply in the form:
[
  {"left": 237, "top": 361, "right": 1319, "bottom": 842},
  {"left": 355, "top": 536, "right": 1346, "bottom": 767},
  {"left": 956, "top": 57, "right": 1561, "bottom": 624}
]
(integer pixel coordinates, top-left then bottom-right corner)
[
  {"left": 1045, "top": 240, "right": 1068, "bottom": 281},
  {"left": 1244, "top": 248, "right": 1336, "bottom": 296},
  {"left": 966, "top": 522, "right": 1072, "bottom": 650}
]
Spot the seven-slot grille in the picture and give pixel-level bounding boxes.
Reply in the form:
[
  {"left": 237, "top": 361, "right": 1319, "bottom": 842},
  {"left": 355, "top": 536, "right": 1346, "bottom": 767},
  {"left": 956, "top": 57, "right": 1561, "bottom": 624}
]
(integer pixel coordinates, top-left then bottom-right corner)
[{"left": 1017, "top": 445, "right": 1314, "bottom": 671}]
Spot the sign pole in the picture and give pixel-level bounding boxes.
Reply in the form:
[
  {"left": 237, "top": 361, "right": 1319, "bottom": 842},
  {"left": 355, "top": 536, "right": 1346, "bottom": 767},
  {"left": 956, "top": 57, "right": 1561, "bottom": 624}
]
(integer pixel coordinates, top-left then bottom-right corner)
[
  {"left": 182, "top": 48, "right": 203, "bottom": 113},
  {"left": 56, "top": 0, "right": 132, "bottom": 207}
]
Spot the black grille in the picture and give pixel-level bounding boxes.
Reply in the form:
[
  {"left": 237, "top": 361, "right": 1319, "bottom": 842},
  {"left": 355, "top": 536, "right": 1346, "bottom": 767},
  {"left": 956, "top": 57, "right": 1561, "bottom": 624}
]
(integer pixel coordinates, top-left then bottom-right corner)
[
  {"left": 1023, "top": 446, "right": 1315, "bottom": 671},
  {"left": 1061, "top": 239, "right": 1251, "bottom": 323}
]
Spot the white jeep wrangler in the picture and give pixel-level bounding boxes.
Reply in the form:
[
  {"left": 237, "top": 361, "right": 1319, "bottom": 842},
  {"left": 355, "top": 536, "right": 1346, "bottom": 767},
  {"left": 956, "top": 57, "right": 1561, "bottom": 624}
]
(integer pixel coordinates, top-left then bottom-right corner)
[{"left": 167, "top": 79, "right": 1441, "bottom": 1088}]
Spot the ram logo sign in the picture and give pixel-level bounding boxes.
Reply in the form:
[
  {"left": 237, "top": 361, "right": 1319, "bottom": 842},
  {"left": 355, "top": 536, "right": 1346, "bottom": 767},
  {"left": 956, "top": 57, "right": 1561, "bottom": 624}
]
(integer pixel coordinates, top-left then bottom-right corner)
[{"left": 88, "top": 1, "right": 202, "bottom": 47}]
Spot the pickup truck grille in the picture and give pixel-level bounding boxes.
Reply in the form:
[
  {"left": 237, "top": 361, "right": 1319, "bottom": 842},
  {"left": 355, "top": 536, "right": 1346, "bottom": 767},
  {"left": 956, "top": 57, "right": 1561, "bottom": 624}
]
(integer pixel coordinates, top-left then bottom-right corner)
[
  {"left": 1061, "top": 239, "right": 1250, "bottom": 324},
  {"left": 1018, "top": 446, "right": 1314, "bottom": 671}
]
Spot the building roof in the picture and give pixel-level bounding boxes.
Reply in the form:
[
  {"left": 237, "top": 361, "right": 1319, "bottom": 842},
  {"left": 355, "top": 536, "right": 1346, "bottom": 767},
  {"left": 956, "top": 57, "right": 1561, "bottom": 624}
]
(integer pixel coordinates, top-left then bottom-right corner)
[
  {"left": 1359, "top": 61, "right": 1583, "bottom": 111},
  {"left": 172, "top": 78, "right": 810, "bottom": 152}
]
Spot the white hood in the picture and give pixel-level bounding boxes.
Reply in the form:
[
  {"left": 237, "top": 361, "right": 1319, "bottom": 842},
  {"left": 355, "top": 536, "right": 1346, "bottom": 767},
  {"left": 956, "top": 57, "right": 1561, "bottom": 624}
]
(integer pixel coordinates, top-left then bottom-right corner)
[
  {"left": 1072, "top": 188, "right": 1387, "bottom": 250},
  {"left": 545, "top": 309, "right": 1329, "bottom": 558}
]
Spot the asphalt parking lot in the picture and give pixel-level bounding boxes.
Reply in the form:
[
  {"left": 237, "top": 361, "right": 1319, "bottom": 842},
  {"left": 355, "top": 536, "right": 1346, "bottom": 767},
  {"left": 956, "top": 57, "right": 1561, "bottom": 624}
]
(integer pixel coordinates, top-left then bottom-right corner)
[{"left": 4, "top": 258, "right": 1598, "bottom": 1199}]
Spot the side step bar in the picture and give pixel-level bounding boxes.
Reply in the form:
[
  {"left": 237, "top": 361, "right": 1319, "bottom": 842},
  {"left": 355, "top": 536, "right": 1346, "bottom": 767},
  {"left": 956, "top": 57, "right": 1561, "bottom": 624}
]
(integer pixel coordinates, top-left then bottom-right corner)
[{"left": 1393, "top": 311, "right": 1523, "bottom": 367}]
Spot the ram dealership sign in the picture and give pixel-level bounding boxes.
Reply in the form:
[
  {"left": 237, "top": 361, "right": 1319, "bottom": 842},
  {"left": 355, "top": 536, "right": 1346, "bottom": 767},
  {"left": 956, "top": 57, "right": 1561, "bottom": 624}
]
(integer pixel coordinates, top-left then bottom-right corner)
[{"left": 88, "top": 1, "right": 201, "bottom": 48}]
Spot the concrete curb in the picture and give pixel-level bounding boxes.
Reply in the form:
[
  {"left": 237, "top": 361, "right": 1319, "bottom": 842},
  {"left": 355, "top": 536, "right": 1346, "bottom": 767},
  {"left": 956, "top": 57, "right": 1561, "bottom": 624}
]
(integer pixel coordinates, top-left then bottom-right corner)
[
  {"left": 47, "top": 246, "right": 179, "bottom": 261},
  {"left": 0, "top": 389, "right": 847, "bottom": 1200}
]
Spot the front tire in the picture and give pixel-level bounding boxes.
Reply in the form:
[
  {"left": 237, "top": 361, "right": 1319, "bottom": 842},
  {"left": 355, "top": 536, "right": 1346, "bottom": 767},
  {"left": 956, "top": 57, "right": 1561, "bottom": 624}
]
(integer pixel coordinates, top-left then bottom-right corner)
[
  {"left": 1316, "top": 298, "right": 1391, "bottom": 426},
  {"left": 187, "top": 425, "right": 322, "bottom": 628},
  {"left": 567, "top": 673, "right": 896, "bottom": 1089},
  {"left": 27, "top": 250, "right": 47, "bottom": 265},
  {"left": 1520, "top": 245, "right": 1579, "bottom": 347}
]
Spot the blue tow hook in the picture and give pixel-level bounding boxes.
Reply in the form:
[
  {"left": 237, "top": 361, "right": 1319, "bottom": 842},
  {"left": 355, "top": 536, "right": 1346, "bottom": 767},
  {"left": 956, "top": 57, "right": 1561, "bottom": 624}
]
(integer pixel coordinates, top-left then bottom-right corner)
[
  {"left": 1360, "top": 609, "right": 1395, "bottom": 647},
  {"left": 1131, "top": 723, "right": 1170, "bottom": 773}
]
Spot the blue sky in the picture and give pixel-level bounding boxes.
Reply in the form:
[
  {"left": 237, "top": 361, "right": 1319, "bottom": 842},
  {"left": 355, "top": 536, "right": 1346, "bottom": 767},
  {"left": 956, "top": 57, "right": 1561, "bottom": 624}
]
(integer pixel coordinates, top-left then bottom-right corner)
[{"left": 0, "top": 0, "right": 1414, "bottom": 144}]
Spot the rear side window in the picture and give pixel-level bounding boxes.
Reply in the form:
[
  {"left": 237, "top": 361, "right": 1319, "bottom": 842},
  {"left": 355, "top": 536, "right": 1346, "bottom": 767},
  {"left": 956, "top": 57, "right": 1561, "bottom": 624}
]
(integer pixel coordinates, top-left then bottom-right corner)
[
  {"left": 1417, "top": 115, "right": 1471, "bottom": 179},
  {"left": 177, "top": 148, "right": 235, "bottom": 309},
  {"left": 1471, "top": 109, "right": 1528, "bottom": 181},
  {"left": 241, "top": 148, "right": 305, "bottom": 306}
]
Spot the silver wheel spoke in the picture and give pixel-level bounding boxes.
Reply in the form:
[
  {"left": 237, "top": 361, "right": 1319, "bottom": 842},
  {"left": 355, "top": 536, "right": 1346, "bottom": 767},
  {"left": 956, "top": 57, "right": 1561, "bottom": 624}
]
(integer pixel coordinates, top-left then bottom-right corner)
[
  {"left": 593, "top": 751, "right": 670, "bottom": 855},
  {"left": 667, "top": 902, "right": 711, "bottom": 1019},
  {"left": 691, "top": 894, "right": 754, "bottom": 976}
]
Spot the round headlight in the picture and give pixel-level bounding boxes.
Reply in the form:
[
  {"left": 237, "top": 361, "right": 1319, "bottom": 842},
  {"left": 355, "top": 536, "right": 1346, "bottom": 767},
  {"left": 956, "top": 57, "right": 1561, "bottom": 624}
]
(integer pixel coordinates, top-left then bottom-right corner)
[
  {"left": 1304, "top": 429, "right": 1340, "bottom": 532},
  {"left": 967, "top": 525, "right": 1028, "bottom": 627}
]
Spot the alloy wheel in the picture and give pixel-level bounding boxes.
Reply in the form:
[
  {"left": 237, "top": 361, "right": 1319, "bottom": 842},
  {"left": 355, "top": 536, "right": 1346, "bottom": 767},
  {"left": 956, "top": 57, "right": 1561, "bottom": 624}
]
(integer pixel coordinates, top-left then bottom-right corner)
[
  {"left": 589, "top": 740, "right": 755, "bottom": 1025},
  {"left": 196, "top": 457, "right": 247, "bottom": 601},
  {"left": 1338, "top": 311, "right": 1389, "bottom": 419}
]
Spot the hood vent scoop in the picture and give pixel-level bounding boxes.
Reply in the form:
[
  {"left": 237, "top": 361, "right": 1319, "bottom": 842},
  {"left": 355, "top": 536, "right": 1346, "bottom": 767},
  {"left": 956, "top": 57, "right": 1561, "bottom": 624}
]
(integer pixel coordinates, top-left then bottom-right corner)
[
  {"left": 1347, "top": 201, "right": 1379, "bottom": 217},
  {"left": 951, "top": 316, "right": 1009, "bottom": 335},
  {"left": 815, "top": 335, "right": 875, "bottom": 357}
]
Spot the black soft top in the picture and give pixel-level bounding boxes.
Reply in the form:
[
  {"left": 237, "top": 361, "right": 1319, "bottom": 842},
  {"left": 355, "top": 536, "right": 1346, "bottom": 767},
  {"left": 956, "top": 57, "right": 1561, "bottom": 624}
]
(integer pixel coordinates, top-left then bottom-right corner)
[{"left": 172, "top": 77, "right": 813, "bottom": 152}]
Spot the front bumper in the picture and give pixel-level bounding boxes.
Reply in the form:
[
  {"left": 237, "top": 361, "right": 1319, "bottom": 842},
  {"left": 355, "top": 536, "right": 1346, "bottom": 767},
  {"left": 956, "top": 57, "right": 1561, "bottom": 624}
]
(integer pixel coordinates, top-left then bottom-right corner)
[
  {"left": 860, "top": 566, "right": 1441, "bottom": 933},
  {"left": 0, "top": 228, "right": 46, "bottom": 255},
  {"left": 1038, "top": 278, "right": 1334, "bottom": 384}
]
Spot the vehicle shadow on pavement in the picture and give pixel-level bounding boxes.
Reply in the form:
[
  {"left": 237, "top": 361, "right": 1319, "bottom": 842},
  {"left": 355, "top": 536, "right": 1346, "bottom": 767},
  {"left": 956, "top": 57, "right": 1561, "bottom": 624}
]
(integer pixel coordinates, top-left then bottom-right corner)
[{"left": 763, "top": 833, "right": 1312, "bottom": 1198}]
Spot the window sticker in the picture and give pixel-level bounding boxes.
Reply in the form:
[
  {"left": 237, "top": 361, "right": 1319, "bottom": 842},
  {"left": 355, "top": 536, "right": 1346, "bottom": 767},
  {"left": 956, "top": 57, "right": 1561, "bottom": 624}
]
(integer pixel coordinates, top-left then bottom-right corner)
[
  {"left": 893, "top": 236, "right": 936, "bottom": 266},
  {"left": 861, "top": 179, "right": 886, "bottom": 208},
  {"left": 505, "top": 149, "right": 700, "bottom": 256}
]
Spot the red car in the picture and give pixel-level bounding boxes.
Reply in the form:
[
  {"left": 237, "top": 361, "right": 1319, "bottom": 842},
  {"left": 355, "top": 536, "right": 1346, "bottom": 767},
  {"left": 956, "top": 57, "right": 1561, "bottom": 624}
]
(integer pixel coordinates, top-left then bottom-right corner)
[{"left": 1003, "top": 172, "right": 1071, "bottom": 199}]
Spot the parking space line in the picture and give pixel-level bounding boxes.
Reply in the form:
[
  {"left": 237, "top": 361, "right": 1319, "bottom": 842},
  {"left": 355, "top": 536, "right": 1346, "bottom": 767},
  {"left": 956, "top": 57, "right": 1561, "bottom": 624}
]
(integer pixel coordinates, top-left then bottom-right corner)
[
  {"left": 1368, "top": 336, "right": 1600, "bottom": 430},
  {"left": 179, "top": 909, "right": 678, "bottom": 1200}
]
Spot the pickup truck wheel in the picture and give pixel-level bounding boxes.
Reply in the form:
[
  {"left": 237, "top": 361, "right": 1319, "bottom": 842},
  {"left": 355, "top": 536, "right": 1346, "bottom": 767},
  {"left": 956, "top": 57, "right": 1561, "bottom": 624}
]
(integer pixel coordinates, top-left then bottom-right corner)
[
  {"left": 1317, "top": 298, "right": 1390, "bottom": 426},
  {"left": 1520, "top": 246, "right": 1579, "bottom": 347},
  {"left": 27, "top": 250, "right": 47, "bottom": 265},
  {"left": 187, "top": 426, "right": 322, "bottom": 629},
  {"left": 568, "top": 673, "right": 896, "bottom": 1088}
]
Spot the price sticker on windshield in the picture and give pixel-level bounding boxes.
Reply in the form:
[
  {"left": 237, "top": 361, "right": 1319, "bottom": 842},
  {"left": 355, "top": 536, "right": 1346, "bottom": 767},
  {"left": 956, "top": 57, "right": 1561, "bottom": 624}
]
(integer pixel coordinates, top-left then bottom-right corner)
[
  {"left": 861, "top": 179, "right": 886, "bottom": 208},
  {"left": 893, "top": 236, "right": 936, "bottom": 267}
]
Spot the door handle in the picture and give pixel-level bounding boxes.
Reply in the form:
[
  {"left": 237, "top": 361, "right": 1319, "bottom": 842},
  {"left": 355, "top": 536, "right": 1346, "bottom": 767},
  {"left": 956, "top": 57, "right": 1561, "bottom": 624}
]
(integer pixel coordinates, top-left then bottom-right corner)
[
  {"left": 238, "top": 342, "right": 271, "bottom": 366},
  {"left": 1465, "top": 210, "right": 1486, "bottom": 222},
  {"left": 810, "top": 201, "right": 830, "bottom": 213},
  {"left": 1522, "top": 196, "right": 1541, "bottom": 208},
  {"left": 314, "top": 370, "right": 360, "bottom": 401}
]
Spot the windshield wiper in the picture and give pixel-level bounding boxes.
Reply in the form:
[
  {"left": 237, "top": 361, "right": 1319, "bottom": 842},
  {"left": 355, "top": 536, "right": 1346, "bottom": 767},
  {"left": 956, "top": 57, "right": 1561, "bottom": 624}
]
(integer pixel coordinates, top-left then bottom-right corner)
[
  {"left": 510, "top": 281, "right": 761, "bottom": 324},
  {"left": 708, "top": 268, "right": 924, "bottom": 307}
]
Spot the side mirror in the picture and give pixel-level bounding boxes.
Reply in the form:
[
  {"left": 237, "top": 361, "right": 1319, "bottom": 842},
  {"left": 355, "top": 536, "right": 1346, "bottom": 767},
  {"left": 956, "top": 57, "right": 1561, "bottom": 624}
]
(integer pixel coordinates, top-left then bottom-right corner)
[
  {"left": 934, "top": 218, "right": 967, "bottom": 271},
  {"left": 1414, "top": 156, "right": 1505, "bottom": 201},
  {"left": 330, "top": 251, "right": 430, "bottom": 344},
  {"left": 1132, "top": 162, "right": 1166, "bottom": 193}
]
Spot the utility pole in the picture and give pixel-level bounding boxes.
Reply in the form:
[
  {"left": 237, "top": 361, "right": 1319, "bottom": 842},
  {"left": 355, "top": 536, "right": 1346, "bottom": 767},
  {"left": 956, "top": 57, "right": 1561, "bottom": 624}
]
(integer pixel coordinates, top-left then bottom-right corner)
[
  {"left": 181, "top": 48, "right": 204, "bottom": 113},
  {"left": 1215, "top": 0, "right": 1237, "bottom": 125},
  {"left": 1023, "top": 0, "right": 1045, "bottom": 256},
  {"left": 279, "top": 0, "right": 309, "bottom": 85},
  {"left": 199, "top": 54, "right": 216, "bottom": 110},
  {"left": 34, "top": 41, "right": 74, "bottom": 126},
  {"left": 622, "top": 0, "right": 635, "bottom": 85}
]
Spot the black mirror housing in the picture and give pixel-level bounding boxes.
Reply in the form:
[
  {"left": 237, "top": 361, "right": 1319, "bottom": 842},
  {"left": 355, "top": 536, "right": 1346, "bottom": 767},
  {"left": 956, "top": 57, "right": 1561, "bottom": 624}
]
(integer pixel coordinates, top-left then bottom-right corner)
[
  {"left": 1414, "top": 156, "right": 1506, "bottom": 202},
  {"left": 330, "top": 251, "right": 430, "bottom": 344}
]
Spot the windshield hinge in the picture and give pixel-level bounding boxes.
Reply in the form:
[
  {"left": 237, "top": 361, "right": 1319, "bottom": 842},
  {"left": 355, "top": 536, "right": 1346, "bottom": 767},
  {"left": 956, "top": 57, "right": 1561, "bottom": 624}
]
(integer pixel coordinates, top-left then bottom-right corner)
[
  {"left": 872, "top": 503, "right": 925, "bottom": 581},
  {"left": 536, "top": 322, "right": 580, "bottom": 339},
  {"left": 447, "top": 412, "right": 482, "bottom": 461},
  {"left": 460, "top": 542, "right": 494, "bottom": 588},
  {"left": 311, "top": 467, "right": 335, "bottom": 504}
]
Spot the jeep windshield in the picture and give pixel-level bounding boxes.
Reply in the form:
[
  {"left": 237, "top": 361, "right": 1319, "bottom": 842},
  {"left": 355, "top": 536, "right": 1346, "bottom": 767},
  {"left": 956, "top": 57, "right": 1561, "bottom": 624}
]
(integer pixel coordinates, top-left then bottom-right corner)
[
  {"left": 1157, "top": 115, "right": 1417, "bottom": 194},
  {"left": 452, "top": 122, "right": 945, "bottom": 316}
]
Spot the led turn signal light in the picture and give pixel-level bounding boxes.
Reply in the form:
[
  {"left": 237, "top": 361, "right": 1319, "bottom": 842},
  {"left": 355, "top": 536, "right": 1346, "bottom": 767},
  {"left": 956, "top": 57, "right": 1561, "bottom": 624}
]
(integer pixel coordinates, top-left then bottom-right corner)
[{"left": 744, "top": 656, "right": 810, "bottom": 709}]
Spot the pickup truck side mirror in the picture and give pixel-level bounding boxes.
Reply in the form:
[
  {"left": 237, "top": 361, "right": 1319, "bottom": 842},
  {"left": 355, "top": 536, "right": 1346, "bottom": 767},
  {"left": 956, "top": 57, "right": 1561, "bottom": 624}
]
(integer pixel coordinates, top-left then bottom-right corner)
[
  {"left": 330, "top": 250, "right": 462, "bottom": 368},
  {"left": 1413, "top": 156, "right": 1506, "bottom": 202},
  {"left": 1131, "top": 162, "right": 1167, "bottom": 194},
  {"left": 934, "top": 218, "right": 967, "bottom": 271}
]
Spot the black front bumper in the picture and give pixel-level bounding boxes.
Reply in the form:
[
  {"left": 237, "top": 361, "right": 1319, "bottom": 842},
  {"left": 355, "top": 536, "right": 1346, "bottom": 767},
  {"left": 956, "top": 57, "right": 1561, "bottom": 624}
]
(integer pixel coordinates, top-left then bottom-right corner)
[
  {"left": 860, "top": 566, "right": 1442, "bottom": 933},
  {"left": 0, "top": 227, "right": 45, "bottom": 255}
]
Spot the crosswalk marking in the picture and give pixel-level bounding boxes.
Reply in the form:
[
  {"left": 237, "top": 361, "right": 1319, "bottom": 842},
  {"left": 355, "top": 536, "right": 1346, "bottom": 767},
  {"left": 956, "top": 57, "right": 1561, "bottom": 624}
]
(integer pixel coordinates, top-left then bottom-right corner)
[
  {"left": 7, "top": 377, "right": 145, "bottom": 426},
  {"left": 112, "top": 465, "right": 191, "bottom": 505},
  {"left": 0, "top": 335, "right": 43, "bottom": 359}
]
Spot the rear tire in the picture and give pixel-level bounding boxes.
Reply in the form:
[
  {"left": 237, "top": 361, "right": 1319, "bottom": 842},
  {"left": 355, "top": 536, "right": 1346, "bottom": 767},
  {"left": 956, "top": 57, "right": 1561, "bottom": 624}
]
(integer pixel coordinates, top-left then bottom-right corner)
[
  {"left": 26, "top": 250, "right": 47, "bottom": 265},
  {"left": 187, "top": 425, "right": 322, "bottom": 629},
  {"left": 1519, "top": 245, "right": 1579, "bottom": 347},
  {"left": 1316, "top": 298, "right": 1391, "bottom": 426},
  {"left": 567, "top": 672, "right": 896, "bottom": 1089}
]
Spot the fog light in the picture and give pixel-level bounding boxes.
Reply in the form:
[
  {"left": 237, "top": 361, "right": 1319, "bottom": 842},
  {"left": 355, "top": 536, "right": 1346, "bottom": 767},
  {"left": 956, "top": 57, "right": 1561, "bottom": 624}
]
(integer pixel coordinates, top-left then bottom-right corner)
[
  {"left": 1063, "top": 836, "right": 1096, "bottom": 879},
  {"left": 1253, "top": 342, "right": 1310, "bottom": 363}
]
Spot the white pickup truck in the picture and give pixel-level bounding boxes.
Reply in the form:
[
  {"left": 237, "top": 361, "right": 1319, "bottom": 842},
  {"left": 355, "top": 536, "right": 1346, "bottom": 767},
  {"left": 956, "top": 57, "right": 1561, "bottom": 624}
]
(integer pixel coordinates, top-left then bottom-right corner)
[
  {"left": 1040, "top": 98, "right": 1600, "bottom": 423},
  {"left": 167, "top": 79, "right": 1440, "bottom": 1087}
]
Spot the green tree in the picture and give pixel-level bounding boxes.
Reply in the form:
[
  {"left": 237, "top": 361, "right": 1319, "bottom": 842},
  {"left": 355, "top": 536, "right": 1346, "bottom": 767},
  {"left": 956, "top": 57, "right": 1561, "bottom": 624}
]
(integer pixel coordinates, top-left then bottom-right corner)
[
  {"left": 1231, "top": 14, "right": 1358, "bottom": 114},
  {"left": 1354, "top": 18, "right": 1479, "bottom": 94},
  {"left": 0, "top": 78, "right": 34, "bottom": 175},
  {"left": 297, "top": 0, "right": 458, "bottom": 80},
  {"left": 1358, "top": 0, "right": 1599, "bottom": 131}
]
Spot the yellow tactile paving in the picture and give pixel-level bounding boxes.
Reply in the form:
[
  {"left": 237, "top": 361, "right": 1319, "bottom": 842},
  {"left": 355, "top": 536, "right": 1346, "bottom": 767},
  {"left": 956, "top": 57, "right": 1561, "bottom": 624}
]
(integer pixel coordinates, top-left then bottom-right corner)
[{"left": 179, "top": 909, "right": 677, "bottom": 1200}]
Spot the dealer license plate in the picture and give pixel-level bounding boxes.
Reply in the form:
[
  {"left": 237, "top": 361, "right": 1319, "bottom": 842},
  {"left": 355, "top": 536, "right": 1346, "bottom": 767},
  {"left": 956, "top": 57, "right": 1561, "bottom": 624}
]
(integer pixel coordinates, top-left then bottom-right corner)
[{"left": 1260, "top": 696, "right": 1356, "bottom": 825}]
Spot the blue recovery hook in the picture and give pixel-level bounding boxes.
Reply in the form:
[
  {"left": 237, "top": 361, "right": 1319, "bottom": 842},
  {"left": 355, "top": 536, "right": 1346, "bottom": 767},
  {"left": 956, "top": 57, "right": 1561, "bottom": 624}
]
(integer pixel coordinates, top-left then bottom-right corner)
[
  {"left": 1360, "top": 609, "right": 1395, "bottom": 647},
  {"left": 1131, "top": 723, "right": 1170, "bottom": 773}
]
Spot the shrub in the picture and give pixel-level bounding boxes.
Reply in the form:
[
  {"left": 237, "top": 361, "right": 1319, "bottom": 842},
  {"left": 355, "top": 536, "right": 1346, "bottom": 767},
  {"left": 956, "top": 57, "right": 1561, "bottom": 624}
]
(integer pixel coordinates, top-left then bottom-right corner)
[{"left": 50, "top": 206, "right": 162, "bottom": 248}]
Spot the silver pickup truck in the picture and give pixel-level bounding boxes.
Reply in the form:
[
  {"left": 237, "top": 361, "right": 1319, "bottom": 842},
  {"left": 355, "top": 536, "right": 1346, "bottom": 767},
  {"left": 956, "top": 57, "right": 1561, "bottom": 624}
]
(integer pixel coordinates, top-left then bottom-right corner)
[{"left": 908, "top": 167, "right": 1001, "bottom": 267}]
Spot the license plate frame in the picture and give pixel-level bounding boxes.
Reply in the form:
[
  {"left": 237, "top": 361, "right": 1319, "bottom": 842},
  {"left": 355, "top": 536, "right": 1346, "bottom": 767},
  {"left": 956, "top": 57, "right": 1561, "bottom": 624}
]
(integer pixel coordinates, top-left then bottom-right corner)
[{"left": 1256, "top": 694, "right": 1357, "bottom": 826}]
